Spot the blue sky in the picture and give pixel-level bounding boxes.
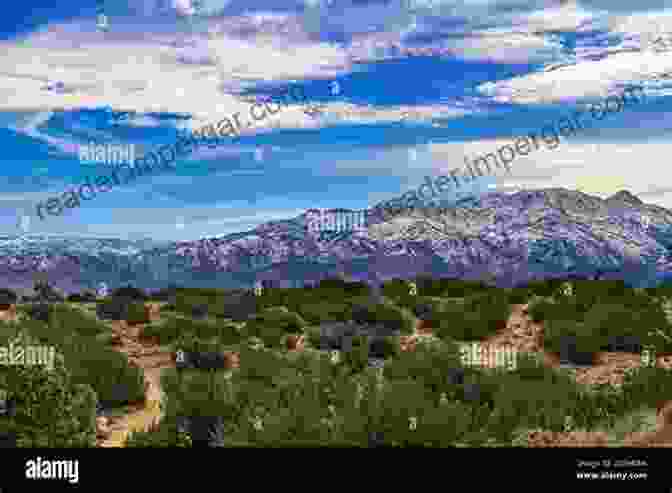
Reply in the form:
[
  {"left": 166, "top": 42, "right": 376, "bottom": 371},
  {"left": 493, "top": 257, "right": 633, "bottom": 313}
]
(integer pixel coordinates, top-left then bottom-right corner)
[{"left": 1, "top": 0, "right": 672, "bottom": 241}]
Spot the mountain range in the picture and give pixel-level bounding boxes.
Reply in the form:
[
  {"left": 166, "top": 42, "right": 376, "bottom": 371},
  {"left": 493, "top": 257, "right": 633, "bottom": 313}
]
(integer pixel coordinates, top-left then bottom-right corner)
[{"left": 3, "top": 187, "right": 672, "bottom": 293}]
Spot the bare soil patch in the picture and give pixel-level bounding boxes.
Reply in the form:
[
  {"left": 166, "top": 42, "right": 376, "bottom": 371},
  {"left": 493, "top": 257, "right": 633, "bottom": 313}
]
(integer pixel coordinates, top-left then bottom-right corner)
[{"left": 97, "top": 304, "right": 175, "bottom": 447}]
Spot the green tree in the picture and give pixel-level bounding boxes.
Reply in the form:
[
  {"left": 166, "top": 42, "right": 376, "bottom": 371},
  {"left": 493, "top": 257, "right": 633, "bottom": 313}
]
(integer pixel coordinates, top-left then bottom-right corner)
[{"left": 0, "top": 331, "right": 97, "bottom": 447}]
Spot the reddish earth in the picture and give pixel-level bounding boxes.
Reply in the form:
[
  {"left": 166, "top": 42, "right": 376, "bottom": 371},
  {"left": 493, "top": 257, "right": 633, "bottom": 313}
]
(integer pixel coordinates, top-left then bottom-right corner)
[
  {"left": 97, "top": 304, "right": 175, "bottom": 447},
  {"left": 286, "top": 334, "right": 305, "bottom": 351},
  {"left": 0, "top": 304, "right": 18, "bottom": 323},
  {"left": 415, "top": 319, "right": 433, "bottom": 335}
]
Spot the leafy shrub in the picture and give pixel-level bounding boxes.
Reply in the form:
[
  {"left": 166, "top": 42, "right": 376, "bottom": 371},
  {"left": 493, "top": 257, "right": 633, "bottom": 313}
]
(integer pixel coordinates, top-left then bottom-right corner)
[
  {"left": 181, "top": 415, "right": 228, "bottom": 447},
  {"left": 621, "top": 366, "right": 672, "bottom": 411},
  {"left": 70, "top": 343, "right": 146, "bottom": 408},
  {"left": 341, "top": 281, "right": 370, "bottom": 297},
  {"left": 543, "top": 319, "right": 600, "bottom": 356},
  {"left": 341, "top": 335, "right": 370, "bottom": 374},
  {"left": 191, "top": 304, "right": 209, "bottom": 320},
  {"left": 111, "top": 285, "right": 147, "bottom": 301},
  {"left": 646, "top": 280, "right": 672, "bottom": 300},
  {"left": 494, "top": 354, "right": 582, "bottom": 432},
  {"left": 212, "top": 291, "right": 258, "bottom": 321},
  {"left": 26, "top": 303, "right": 52, "bottom": 324},
  {"left": 373, "top": 378, "right": 437, "bottom": 446},
  {"left": 433, "top": 293, "right": 510, "bottom": 341},
  {"left": 569, "top": 280, "right": 635, "bottom": 311},
  {"left": 126, "top": 302, "right": 150, "bottom": 325},
  {"left": 582, "top": 303, "right": 670, "bottom": 353},
  {"left": 583, "top": 304, "right": 643, "bottom": 337},
  {"left": 349, "top": 302, "right": 416, "bottom": 335},
  {"left": 298, "top": 302, "right": 351, "bottom": 324},
  {"left": 527, "top": 298, "right": 558, "bottom": 323},
  {"left": 367, "top": 336, "right": 401, "bottom": 359},
  {"left": 382, "top": 279, "right": 413, "bottom": 299},
  {"left": 384, "top": 339, "right": 464, "bottom": 397},
  {"left": 4, "top": 313, "right": 145, "bottom": 411},
  {"left": 423, "top": 277, "right": 490, "bottom": 297},
  {"left": 245, "top": 308, "right": 307, "bottom": 347},
  {"left": 144, "top": 315, "right": 244, "bottom": 347},
  {"left": 125, "top": 419, "right": 192, "bottom": 447},
  {"left": 519, "top": 280, "right": 563, "bottom": 298},
  {"left": 49, "top": 304, "right": 107, "bottom": 337},
  {"left": 67, "top": 291, "right": 98, "bottom": 303},
  {"left": 0, "top": 331, "right": 97, "bottom": 447},
  {"left": 141, "top": 317, "right": 183, "bottom": 345},
  {"left": 172, "top": 333, "right": 220, "bottom": 354},
  {"left": 304, "top": 325, "right": 323, "bottom": 349},
  {"left": 504, "top": 287, "right": 533, "bottom": 305},
  {"left": 0, "top": 288, "right": 17, "bottom": 306},
  {"left": 527, "top": 297, "right": 585, "bottom": 324},
  {"left": 96, "top": 298, "right": 130, "bottom": 320},
  {"left": 33, "top": 281, "right": 65, "bottom": 303},
  {"left": 472, "top": 292, "right": 511, "bottom": 328},
  {"left": 149, "top": 284, "right": 182, "bottom": 300},
  {"left": 370, "top": 303, "right": 416, "bottom": 333},
  {"left": 492, "top": 375, "right": 579, "bottom": 432},
  {"left": 410, "top": 300, "right": 434, "bottom": 320}
]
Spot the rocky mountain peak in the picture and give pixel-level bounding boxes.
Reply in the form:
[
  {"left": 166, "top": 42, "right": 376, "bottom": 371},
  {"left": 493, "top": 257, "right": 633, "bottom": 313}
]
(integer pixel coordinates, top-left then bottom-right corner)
[{"left": 607, "top": 190, "right": 643, "bottom": 206}]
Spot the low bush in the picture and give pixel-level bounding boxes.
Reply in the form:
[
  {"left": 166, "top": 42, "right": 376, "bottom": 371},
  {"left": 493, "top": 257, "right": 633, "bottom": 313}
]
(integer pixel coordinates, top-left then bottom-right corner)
[
  {"left": 0, "top": 288, "right": 17, "bottom": 306},
  {"left": 304, "top": 325, "right": 324, "bottom": 349},
  {"left": 143, "top": 316, "right": 244, "bottom": 347},
  {"left": 384, "top": 339, "right": 464, "bottom": 397},
  {"left": 141, "top": 317, "right": 183, "bottom": 345},
  {"left": 432, "top": 278, "right": 491, "bottom": 297},
  {"left": 70, "top": 343, "right": 146, "bottom": 408},
  {"left": 191, "top": 304, "right": 209, "bottom": 320},
  {"left": 582, "top": 303, "right": 645, "bottom": 338},
  {"left": 111, "top": 285, "right": 147, "bottom": 301},
  {"left": 0, "top": 331, "right": 97, "bottom": 447},
  {"left": 298, "top": 302, "right": 351, "bottom": 324},
  {"left": 67, "top": 291, "right": 98, "bottom": 303},
  {"left": 244, "top": 308, "right": 307, "bottom": 347},
  {"left": 50, "top": 304, "right": 107, "bottom": 337},
  {"left": 126, "top": 302, "right": 150, "bottom": 325},
  {"left": 519, "top": 280, "right": 563, "bottom": 298},
  {"left": 621, "top": 366, "right": 672, "bottom": 411},
  {"left": 26, "top": 303, "right": 52, "bottom": 324},
  {"left": 367, "top": 336, "right": 401, "bottom": 359},
  {"left": 33, "top": 282, "right": 65, "bottom": 303},
  {"left": 125, "top": 419, "right": 192, "bottom": 447},
  {"left": 432, "top": 293, "right": 510, "bottom": 342},
  {"left": 382, "top": 279, "right": 413, "bottom": 299},
  {"left": 96, "top": 298, "right": 130, "bottom": 320},
  {"left": 527, "top": 298, "right": 556, "bottom": 323},
  {"left": 406, "top": 296, "right": 462, "bottom": 324},
  {"left": 543, "top": 319, "right": 600, "bottom": 356},
  {"left": 504, "top": 289, "right": 529, "bottom": 305},
  {"left": 527, "top": 297, "right": 585, "bottom": 324},
  {"left": 349, "top": 302, "right": 416, "bottom": 335},
  {"left": 14, "top": 317, "right": 146, "bottom": 408}
]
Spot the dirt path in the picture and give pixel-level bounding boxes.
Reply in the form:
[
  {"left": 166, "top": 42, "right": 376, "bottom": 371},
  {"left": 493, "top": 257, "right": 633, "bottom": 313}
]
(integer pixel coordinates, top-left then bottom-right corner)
[
  {"left": 97, "top": 305, "right": 175, "bottom": 447},
  {"left": 476, "top": 303, "right": 672, "bottom": 446}
]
